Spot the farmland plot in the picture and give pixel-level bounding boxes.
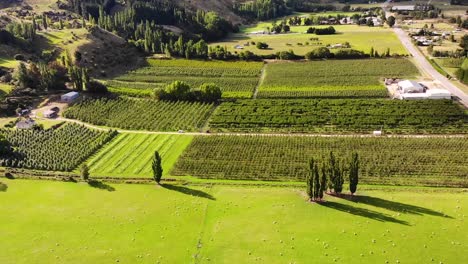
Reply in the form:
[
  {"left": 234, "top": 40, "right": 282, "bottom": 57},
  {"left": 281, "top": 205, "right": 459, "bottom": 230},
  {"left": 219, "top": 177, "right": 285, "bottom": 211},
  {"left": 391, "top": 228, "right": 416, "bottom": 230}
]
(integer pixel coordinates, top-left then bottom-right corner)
[
  {"left": 63, "top": 97, "right": 215, "bottom": 132},
  {"left": 172, "top": 135, "right": 468, "bottom": 186},
  {"left": 0, "top": 124, "right": 116, "bottom": 171},
  {"left": 209, "top": 99, "right": 468, "bottom": 133},
  {"left": 258, "top": 59, "right": 419, "bottom": 98},
  {"left": 111, "top": 59, "right": 264, "bottom": 98},
  {"left": 85, "top": 134, "right": 193, "bottom": 178}
]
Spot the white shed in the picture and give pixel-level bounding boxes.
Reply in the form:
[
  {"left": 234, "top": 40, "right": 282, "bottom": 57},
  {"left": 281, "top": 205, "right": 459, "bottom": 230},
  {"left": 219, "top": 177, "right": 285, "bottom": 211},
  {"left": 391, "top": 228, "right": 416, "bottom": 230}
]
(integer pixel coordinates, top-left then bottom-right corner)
[
  {"left": 398, "top": 80, "right": 424, "bottom": 93},
  {"left": 61, "top": 92, "right": 79, "bottom": 102},
  {"left": 43, "top": 109, "right": 57, "bottom": 119},
  {"left": 427, "top": 89, "right": 451, "bottom": 99}
]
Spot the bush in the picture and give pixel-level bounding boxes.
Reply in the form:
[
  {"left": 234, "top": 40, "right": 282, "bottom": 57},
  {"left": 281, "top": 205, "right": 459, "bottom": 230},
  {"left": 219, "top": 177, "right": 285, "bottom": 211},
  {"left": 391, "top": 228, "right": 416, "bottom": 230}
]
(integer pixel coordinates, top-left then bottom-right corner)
[
  {"left": 334, "top": 49, "right": 369, "bottom": 59},
  {"left": 307, "top": 26, "right": 336, "bottom": 35},
  {"left": 86, "top": 81, "right": 108, "bottom": 94},
  {"left": 14, "top": 54, "right": 25, "bottom": 61},
  {"left": 256, "top": 42, "right": 269, "bottom": 49},
  {"left": 305, "top": 47, "right": 332, "bottom": 60}
]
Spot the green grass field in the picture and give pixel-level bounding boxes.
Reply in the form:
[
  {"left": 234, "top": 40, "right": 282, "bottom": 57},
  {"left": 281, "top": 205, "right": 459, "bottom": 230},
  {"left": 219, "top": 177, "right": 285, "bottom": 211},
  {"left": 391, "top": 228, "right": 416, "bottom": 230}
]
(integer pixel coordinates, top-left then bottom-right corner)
[
  {"left": 0, "top": 83, "right": 13, "bottom": 99},
  {"left": 258, "top": 59, "right": 418, "bottom": 98},
  {"left": 111, "top": 59, "right": 263, "bottom": 98},
  {"left": 85, "top": 133, "right": 193, "bottom": 178},
  {"left": 0, "top": 179, "right": 466, "bottom": 263},
  {"left": 212, "top": 25, "right": 407, "bottom": 56},
  {"left": 0, "top": 57, "right": 19, "bottom": 69}
]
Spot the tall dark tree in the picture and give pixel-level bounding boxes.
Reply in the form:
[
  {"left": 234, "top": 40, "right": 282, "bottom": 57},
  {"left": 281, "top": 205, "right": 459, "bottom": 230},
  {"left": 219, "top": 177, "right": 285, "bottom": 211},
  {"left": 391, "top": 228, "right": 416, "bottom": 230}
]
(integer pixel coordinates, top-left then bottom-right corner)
[
  {"left": 0, "top": 135, "right": 11, "bottom": 156},
  {"left": 306, "top": 158, "right": 314, "bottom": 201},
  {"left": 319, "top": 166, "right": 327, "bottom": 200},
  {"left": 313, "top": 164, "right": 320, "bottom": 201},
  {"left": 387, "top": 16, "right": 396, "bottom": 27},
  {"left": 152, "top": 151, "right": 163, "bottom": 184},
  {"left": 349, "top": 153, "right": 359, "bottom": 195},
  {"left": 80, "top": 163, "right": 90, "bottom": 181}
]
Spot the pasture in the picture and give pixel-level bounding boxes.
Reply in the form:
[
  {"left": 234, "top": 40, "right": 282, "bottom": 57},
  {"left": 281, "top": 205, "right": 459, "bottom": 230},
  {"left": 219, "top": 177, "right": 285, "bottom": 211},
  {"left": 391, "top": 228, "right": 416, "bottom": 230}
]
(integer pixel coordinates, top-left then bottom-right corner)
[
  {"left": 63, "top": 97, "right": 215, "bottom": 132},
  {"left": 211, "top": 25, "right": 407, "bottom": 55},
  {"left": 172, "top": 135, "right": 468, "bottom": 186},
  {"left": 0, "top": 179, "right": 466, "bottom": 264},
  {"left": 111, "top": 59, "right": 263, "bottom": 98},
  {"left": 0, "top": 83, "right": 12, "bottom": 99},
  {"left": 85, "top": 134, "right": 193, "bottom": 178},
  {"left": 258, "top": 59, "right": 419, "bottom": 98},
  {"left": 209, "top": 99, "right": 468, "bottom": 134}
]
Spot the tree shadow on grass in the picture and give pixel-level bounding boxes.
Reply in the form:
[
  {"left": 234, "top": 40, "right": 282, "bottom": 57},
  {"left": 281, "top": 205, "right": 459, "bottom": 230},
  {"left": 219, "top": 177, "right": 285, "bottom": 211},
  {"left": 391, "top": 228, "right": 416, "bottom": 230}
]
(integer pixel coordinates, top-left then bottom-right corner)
[
  {"left": 161, "top": 184, "right": 215, "bottom": 200},
  {"left": 0, "top": 182, "right": 7, "bottom": 192},
  {"left": 319, "top": 201, "right": 409, "bottom": 226},
  {"left": 335, "top": 194, "right": 452, "bottom": 218},
  {"left": 88, "top": 180, "right": 115, "bottom": 192}
]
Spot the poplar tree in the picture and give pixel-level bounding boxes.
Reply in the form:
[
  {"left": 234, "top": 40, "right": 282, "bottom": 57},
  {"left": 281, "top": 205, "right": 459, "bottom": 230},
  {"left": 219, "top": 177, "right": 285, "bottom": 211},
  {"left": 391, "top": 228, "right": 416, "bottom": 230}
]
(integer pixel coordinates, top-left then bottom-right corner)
[
  {"left": 319, "top": 166, "right": 327, "bottom": 200},
  {"left": 306, "top": 158, "right": 314, "bottom": 201},
  {"left": 349, "top": 153, "right": 359, "bottom": 195},
  {"left": 152, "top": 151, "right": 163, "bottom": 184},
  {"left": 313, "top": 164, "right": 320, "bottom": 201}
]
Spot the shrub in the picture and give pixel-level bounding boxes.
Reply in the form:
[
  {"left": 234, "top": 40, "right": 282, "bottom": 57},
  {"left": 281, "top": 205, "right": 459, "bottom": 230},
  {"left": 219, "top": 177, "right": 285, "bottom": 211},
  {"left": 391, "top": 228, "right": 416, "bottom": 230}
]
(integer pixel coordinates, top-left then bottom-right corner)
[{"left": 14, "top": 54, "right": 25, "bottom": 61}]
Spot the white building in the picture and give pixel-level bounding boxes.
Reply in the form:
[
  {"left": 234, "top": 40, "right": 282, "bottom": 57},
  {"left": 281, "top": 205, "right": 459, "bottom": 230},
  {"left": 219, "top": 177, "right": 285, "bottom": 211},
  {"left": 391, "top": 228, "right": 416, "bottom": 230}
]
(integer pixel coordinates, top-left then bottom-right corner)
[
  {"left": 427, "top": 89, "right": 451, "bottom": 99},
  {"left": 61, "top": 92, "right": 79, "bottom": 102},
  {"left": 43, "top": 109, "right": 57, "bottom": 119},
  {"left": 398, "top": 80, "right": 424, "bottom": 93}
]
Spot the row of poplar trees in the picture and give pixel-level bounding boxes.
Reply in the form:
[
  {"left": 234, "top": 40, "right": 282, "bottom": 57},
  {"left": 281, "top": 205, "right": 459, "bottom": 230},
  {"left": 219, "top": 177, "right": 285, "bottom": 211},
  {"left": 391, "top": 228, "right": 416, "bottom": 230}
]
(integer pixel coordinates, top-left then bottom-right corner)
[{"left": 306, "top": 152, "right": 359, "bottom": 202}]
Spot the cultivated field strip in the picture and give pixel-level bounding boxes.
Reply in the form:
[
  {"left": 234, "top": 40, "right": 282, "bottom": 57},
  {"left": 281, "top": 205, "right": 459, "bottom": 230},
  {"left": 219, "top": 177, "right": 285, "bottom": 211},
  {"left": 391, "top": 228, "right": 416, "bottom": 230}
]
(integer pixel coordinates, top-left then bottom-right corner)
[
  {"left": 63, "top": 98, "right": 215, "bottom": 132},
  {"left": 209, "top": 99, "right": 468, "bottom": 133},
  {"left": 0, "top": 124, "right": 116, "bottom": 171},
  {"left": 111, "top": 59, "right": 264, "bottom": 98},
  {"left": 85, "top": 133, "right": 193, "bottom": 178},
  {"left": 258, "top": 59, "right": 419, "bottom": 98},
  {"left": 172, "top": 135, "right": 468, "bottom": 186}
]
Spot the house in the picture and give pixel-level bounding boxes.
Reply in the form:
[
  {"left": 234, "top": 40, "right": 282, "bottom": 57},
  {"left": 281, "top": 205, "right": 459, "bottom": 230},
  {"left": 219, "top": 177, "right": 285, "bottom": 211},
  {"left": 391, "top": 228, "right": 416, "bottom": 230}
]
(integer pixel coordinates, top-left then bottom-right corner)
[
  {"left": 61, "top": 91, "right": 79, "bottom": 102},
  {"left": 234, "top": 45, "right": 244, "bottom": 50},
  {"left": 398, "top": 80, "right": 424, "bottom": 93},
  {"left": 43, "top": 109, "right": 57, "bottom": 119},
  {"left": 16, "top": 119, "right": 35, "bottom": 129}
]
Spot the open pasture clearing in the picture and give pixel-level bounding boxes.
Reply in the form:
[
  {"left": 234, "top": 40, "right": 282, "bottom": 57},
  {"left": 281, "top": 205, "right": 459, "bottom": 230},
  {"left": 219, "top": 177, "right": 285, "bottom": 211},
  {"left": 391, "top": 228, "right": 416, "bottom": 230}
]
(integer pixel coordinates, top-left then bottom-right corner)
[
  {"left": 0, "top": 123, "right": 116, "bottom": 171},
  {"left": 0, "top": 179, "right": 467, "bottom": 263},
  {"left": 112, "top": 59, "right": 263, "bottom": 98},
  {"left": 211, "top": 25, "right": 407, "bottom": 55},
  {"left": 209, "top": 99, "right": 468, "bottom": 134},
  {"left": 0, "top": 83, "right": 12, "bottom": 99},
  {"left": 63, "top": 97, "right": 215, "bottom": 132},
  {"left": 240, "top": 11, "right": 361, "bottom": 33},
  {"left": 258, "top": 59, "right": 418, "bottom": 98},
  {"left": 85, "top": 133, "right": 193, "bottom": 178},
  {"left": 172, "top": 135, "right": 468, "bottom": 185}
]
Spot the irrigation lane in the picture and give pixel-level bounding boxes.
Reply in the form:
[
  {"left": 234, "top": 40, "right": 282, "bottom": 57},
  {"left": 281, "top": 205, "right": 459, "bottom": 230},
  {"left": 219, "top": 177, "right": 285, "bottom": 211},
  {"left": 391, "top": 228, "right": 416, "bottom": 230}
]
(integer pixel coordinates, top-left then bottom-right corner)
[
  {"left": 383, "top": 1, "right": 468, "bottom": 108},
  {"left": 57, "top": 117, "right": 467, "bottom": 138}
]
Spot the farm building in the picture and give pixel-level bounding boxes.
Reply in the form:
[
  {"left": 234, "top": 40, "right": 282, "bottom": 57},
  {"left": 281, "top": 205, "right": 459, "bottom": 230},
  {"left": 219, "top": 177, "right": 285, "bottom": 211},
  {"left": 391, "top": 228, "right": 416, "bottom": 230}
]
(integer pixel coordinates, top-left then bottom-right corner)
[
  {"left": 427, "top": 89, "right": 451, "bottom": 99},
  {"left": 398, "top": 80, "right": 424, "bottom": 93},
  {"left": 399, "top": 89, "right": 451, "bottom": 100},
  {"left": 43, "top": 109, "right": 57, "bottom": 119},
  {"left": 391, "top": 5, "right": 416, "bottom": 11},
  {"left": 61, "top": 92, "right": 79, "bottom": 102},
  {"left": 16, "top": 119, "right": 35, "bottom": 129}
]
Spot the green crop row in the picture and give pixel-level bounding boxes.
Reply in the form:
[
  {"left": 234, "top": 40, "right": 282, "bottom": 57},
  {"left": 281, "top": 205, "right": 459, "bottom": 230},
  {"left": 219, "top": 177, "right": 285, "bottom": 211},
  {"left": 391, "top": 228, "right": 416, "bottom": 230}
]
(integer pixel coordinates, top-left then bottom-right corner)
[{"left": 209, "top": 99, "right": 468, "bottom": 133}]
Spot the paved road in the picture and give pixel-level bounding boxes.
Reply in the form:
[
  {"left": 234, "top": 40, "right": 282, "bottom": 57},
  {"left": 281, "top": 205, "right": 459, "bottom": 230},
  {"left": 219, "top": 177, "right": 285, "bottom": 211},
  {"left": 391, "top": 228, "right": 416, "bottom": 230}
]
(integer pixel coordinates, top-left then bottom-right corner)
[
  {"left": 382, "top": 3, "right": 468, "bottom": 108},
  {"left": 393, "top": 28, "right": 468, "bottom": 108},
  {"left": 57, "top": 118, "right": 466, "bottom": 138}
]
